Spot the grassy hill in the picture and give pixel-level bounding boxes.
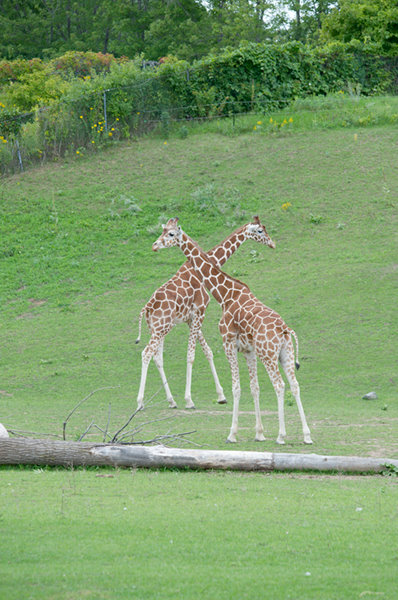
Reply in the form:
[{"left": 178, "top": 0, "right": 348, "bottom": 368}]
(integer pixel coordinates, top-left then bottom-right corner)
[
  {"left": 1, "top": 99, "right": 397, "bottom": 453},
  {"left": 1, "top": 97, "right": 398, "bottom": 600}
]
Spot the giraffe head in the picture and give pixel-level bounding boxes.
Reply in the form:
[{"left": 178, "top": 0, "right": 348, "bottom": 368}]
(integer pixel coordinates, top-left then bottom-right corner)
[
  {"left": 152, "top": 218, "right": 182, "bottom": 251},
  {"left": 244, "top": 216, "right": 276, "bottom": 249}
]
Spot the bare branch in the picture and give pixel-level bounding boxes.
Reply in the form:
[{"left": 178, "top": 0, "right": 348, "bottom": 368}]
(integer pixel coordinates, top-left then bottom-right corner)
[
  {"left": 110, "top": 385, "right": 164, "bottom": 442},
  {"left": 103, "top": 403, "right": 112, "bottom": 443},
  {"left": 63, "top": 386, "right": 120, "bottom": 440}
]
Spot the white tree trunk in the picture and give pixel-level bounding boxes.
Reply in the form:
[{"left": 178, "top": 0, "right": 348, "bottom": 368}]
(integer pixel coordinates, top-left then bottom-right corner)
[{"left": 1, "top": 439, "right": 397, "bottom": 473}]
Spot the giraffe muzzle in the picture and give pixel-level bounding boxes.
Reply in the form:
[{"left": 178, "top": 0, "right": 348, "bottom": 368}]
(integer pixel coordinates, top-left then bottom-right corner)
[{"left": 269, "top": 240, "right": 276, "bottom": 249}]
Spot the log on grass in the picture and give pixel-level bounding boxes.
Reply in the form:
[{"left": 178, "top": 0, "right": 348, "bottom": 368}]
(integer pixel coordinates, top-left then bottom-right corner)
[{"left": 1, "top": 438, "right": 398, "bottom": 473}]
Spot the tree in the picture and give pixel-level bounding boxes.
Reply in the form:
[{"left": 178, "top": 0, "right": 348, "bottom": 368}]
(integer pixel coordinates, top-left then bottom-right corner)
[
  {"left": 274, "top": 1, "right": 336, "bottom": 42},
  {"left": 320, "top": 0, "right": 398, "bottom": 54}
]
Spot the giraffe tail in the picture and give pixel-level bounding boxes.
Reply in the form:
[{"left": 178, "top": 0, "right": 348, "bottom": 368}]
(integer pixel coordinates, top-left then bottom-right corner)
[
  {"left": 289, "top": 328, "right": 300, "bottom": 370},
  {"left": 135, "top": 307, "right": 145, "bottom": 344}
]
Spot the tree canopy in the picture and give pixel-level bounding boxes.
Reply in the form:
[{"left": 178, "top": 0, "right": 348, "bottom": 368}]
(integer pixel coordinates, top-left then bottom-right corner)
[{"left": 0, "top": 0, "right": 396, "bottom": 60}]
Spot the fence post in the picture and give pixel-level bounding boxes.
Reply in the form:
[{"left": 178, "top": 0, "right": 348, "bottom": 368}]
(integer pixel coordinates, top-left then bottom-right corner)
[
  {"left": 103, "top": 90, "right": 108, "bottom": 134},
  {"left": 15, "top": 138, "right": 23, "bottom": 172}
]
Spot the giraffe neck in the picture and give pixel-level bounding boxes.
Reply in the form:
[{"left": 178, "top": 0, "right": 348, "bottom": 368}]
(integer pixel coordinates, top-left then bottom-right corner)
[
  {"left": 207, "top": 228, "right": 246, "bottom": 268},
  {"left": 179, "top": 232, "right": 245, "bottom": 305}
]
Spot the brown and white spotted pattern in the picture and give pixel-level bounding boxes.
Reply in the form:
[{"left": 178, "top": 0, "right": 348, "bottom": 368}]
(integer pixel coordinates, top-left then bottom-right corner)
[
  {"left": 153, "top": 218, "right": 312, "bottom": 445},
  {"left": 136, "top": 217, "right": 275, "bottom": 409}
]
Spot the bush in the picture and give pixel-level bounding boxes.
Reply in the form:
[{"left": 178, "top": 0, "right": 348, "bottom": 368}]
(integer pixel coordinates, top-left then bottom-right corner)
[
  {"left": 49, "top": 51, "right": 125, "bottom": 79},
  {"left": 1, "top": 42, "right": 396, "bottom": 174}
]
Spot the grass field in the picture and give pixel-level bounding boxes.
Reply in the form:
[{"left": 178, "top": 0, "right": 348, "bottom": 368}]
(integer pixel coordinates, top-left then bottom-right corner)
[{"left": 1, "top": 95, "right": 398, "bottom": 599}]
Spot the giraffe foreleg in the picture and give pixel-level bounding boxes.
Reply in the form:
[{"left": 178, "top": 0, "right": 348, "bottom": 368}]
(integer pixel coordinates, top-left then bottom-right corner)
[
  {"left": 223, "top": 339, "right": 241, "bottom": 443},
  {"left": 244, "top": 350, "right": 265, "bottom": 441},
  {"left": 184, "top": 318, "right": 202, "bottom": 409},
  {"left": 197, "top": 331, "right": 227, "bottom": 404}
]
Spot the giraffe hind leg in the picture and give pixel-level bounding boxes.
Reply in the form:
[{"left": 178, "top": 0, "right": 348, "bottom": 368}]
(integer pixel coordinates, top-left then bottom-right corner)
[
  {"left": 279, "top": 342, "right": 313, "bottom": 444},
  {"left": 244, "top": 350, "right": 265, "bottom": 441},
  {"left": 153, "top": 339, "right": 177, "bottom": 408}
]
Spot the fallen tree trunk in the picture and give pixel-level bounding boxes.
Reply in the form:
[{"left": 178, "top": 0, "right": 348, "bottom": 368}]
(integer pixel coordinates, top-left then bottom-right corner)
[{"left": 1, "top": 438, "right": 397, "bottom": 473}]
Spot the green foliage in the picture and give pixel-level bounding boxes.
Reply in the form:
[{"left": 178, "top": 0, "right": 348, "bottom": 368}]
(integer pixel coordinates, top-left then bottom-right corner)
[
  {"left": 0, "top": 43, "right": 397, "bottom": 174},
  {"left": 49, "top": 51, "right": 124, "bottom": 79},
  {"left": 0, "top": 57, "right": 44, "bottom": 85},
  {"left": 320, "top": 0, "right": 398, "bottom": 56}
]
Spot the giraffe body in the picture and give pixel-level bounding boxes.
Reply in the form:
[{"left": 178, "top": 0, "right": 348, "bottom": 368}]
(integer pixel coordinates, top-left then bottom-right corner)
[
  {"left": 152, "top": 219, "right": 312, "bottom": 445},
  {"left": 136, "top": 218, "right": 275, "bottom": 409}
]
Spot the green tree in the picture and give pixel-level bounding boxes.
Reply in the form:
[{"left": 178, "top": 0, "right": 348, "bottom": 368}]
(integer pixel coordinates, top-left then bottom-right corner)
[
  {"left": 275, "top": 1, "right": 335, "bottom": 42},
  {"left": 320, "top": 0, "right": 398, "bottom": 54}
]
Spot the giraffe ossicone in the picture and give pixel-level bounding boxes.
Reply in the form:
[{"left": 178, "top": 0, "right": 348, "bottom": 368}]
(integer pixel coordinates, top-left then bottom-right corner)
[
  {"left": 136, "top": 216, "right": 276, "bottom": 410},
  {"left": 152, "top": 218, "right": 313, "bottom": 445}
]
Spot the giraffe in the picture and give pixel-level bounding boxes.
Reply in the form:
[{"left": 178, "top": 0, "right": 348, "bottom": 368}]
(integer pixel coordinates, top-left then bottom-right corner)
[
  {"left": 152, "top": 218, "right": 313, "bottom": 445},
  {"left": 136, "top": 217, "right": 276, "bottom": 410}
]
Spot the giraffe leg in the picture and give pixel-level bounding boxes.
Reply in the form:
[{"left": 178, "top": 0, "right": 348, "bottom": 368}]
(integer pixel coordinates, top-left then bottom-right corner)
[
  {"left": 153, "top": 339, "right": 177, "bottom": 409},
  {"left": 184, "top": 318, "right": 201, "bottom": 409},
  {"left": 224, "top": 339, "right": 241, "bottom": 443},
  {"left": 244, "top": 350, "right": 265, "bottom": 441},
  {"left": 280, "top": 343, "right": 313, "bottom": 444},
  {"left": 198, "top": 331, "right": 227, "bottom": 404},
  {"left": 260, "top": 358, "right": 286, "bottom": 445},
  {"left": 137, "top": 335, "right": 175, "bottom": 409},
  {"left": 136, "top": 338, "right": 157, "bottom": 410}
]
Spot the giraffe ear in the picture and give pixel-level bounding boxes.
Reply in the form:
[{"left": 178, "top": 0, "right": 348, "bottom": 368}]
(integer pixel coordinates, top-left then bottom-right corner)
[
  {"left": 161, "top": 223, "right": 166, "bottom": 229},
  {"left": 252, "top": 215, "right": 260, "bottom": 224}
]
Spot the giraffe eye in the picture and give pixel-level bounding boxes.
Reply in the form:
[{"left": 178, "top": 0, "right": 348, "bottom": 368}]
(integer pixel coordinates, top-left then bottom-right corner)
[
  {"left": 257, "top": 229, "right": 263, "bottom": 234},
  {"left": 169, "top": 232, "right": 175, "bottom": 237}
]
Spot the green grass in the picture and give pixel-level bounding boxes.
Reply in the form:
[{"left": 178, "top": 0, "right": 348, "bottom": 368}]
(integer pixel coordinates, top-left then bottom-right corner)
[
  {"left": 1, "top": 468, "right": 397, "bottom": 600},
  {"left": 1, "top": 95, "right": 398, "bottom": 599}
]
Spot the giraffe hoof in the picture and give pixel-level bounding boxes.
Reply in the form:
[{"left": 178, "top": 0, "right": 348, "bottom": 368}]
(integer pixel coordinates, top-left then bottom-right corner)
[
  {"left": 217, "top": 398, "right": 227, "bottom": 405},
  {"left": 276, "top": 437, "right": 286, "bottom": 445},
  {"left": 185, "top": 404, "right": 196, "bottom": 410},
  {"left": 226, "top": 436, "right": 237, "bottom": 444},
  {"left": 255, "top": 434, "right": 266, "bottom": 442},
  {"left": 304, "top": 437, "right": 313, "bottom": 445}
]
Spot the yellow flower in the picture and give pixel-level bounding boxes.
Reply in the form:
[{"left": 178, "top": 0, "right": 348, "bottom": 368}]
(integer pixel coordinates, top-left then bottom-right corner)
[
  {"left": 91, "top": 140, "right": 95, "bottom": 144},
  {"left": 257, "top": 120, "right": 262, "bottom": 125},
  {"left": 108, "top": 132, "right": 113, "bottom": 137},
  {"left": 282, "top": 202, "right": 292, "bottom": 211},
  {"left": 253, "top": 125, "right": 257, "bottom": 130},
  {"left": 111, "top": 127, "right": 115, "bottom": 131},
  {"left": 90, "top": 107, "right": 94, "bottom": 110},
  {"left": 288, "top": 117, "right": 293, "bottom": 123},
  {"left": 269, "top": 117, "right": 273, "bottom": 123},
  {"left": 137, "top": 112, "right": 140, "bottom": 115},
  {"left": 79, "top": 115, "right": 83, "bottom": 119},
  {"left": 354, "top": 133, "right": 358, "bottom": 142},
  {"left": 116, "top": 117, "right": 119, "bottom": 121},
  {"left": 76, "top": 150, "right": 80, "bottom": 154},
  {"left": 164, "top": 141, "right": 167, "bottom": 145}
]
